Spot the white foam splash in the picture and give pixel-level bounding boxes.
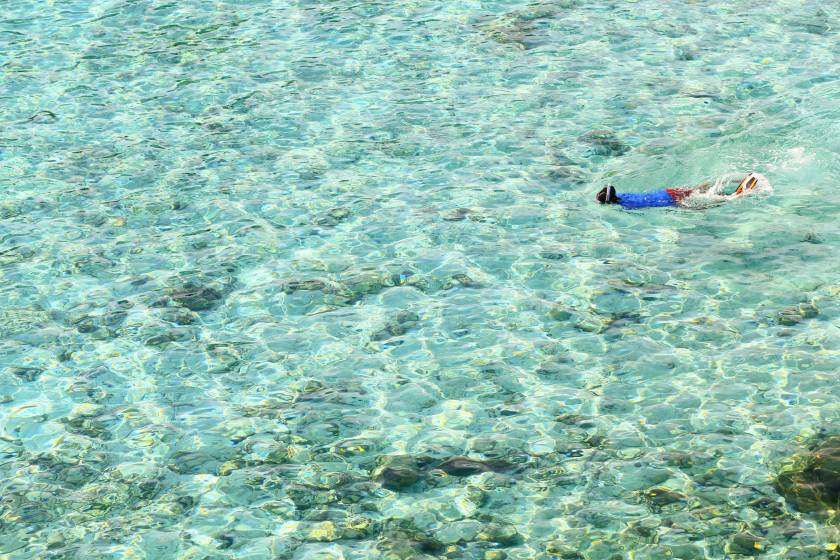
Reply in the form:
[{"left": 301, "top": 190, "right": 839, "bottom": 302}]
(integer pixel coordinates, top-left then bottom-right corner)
[
  {"left": 767, "top": 147, "right": 813, "bottom": 172},
  {"left": 680, "top": 172, "right": 772, "bottom": 209}
]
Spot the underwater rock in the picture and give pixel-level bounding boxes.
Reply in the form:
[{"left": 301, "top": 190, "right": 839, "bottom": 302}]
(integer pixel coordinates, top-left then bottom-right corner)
[
  {"left": 70, "top": 312, "right": 119, "bottom": 338},
  {"left": 375, "top": 464, "right": 423, "bottom": 490},
  {"left": 373, "top": 455, "right": 519, "bottom": 488},
  {"left": 790, "top": 12, "right": 831, "bottom": 35},
  {"left": 2, "top": 489, "right": 64, "bottom": 528},
  {"left": 167, "top": 450, "right": 228, "bottom": 475},
  {"left": 160, "top": 307, "right": 198, "bottom": 325},
  {"left": 280, "top": 278, "right": 331, "bottom": 293},
  {"left": 60, "top": 403, "right": 111, "bottom": 439},
  {"left": 578, "top": 129, "right": 629, "bottom": 157},
  {"left": 649, "top": 20, "right": 696, "bottom": 38},
  {"left": 386, "top": 383, "right": 437, "bottom": 412},
  {"left": 395, "top": 310, "right": 420, "bottom": 324},
  {"left": 659, "top": 450, "right": 719, "bottom": 470},
  {"left": 539, "top": 246, "right": 569, "bottom": 261},
  {"left": 66, "top": 252, "right": 117, "bottom": 276},
  {"left": 340, "top": 269, "right": 395, "bottom": 299},
  {"left": 545, "top": 152, "right": 588, "bottom": 184},
  {"left": 31, "top": 456, "right": 100, "bottom": 489},
  {"left": 437, "top": 457, "right": 516, "bottom": 477},
  {"left": 777, "top": 303, "right": 819, "bottom": 326},
  {"left": 203, "top": 342, "right": 242, "bottom": 374},
  {"left": 241, "top": 435, "right": 291, "bottom": 465},
  {"left": 545, "top": 541, "right": 584, "bottom": 559},
  {"left": 144, "top": 329, "right": 190, "bottom": 347},
  {"left": 7, "top": 366, "right": 43, "bottom": 382},
  {"left": 315, "top": 207, "right": 351, "bottom": 226},
  {"left": 74, "top": 481, "right": 135, "bottom": 514},
  {"left": 286, "top": 482, "right": 336, "bottom": 510},
  {"left": 468, "top": 434, "right": 522, "bottom": 457},
  {"left": 546, "top": 164, "right": 588, "bottom": 184},
  {"left": 152, "top": 273, "right": 234, "bottom": 311},
  {"left": 0, "top": 244, "right": 36, "bottom": 266},
  {"left": 775, "top": 435, "right": 840, "bottom": 513},
  {"left": 306, "top": 521, "right": 341, "bottom": 542},
  {"left": 379, "top": 522, "right": 446, "bottom": 558},
  {"left": 372, "top": 455, "right": 435, "bottom": 490},
  {"left": 332, "top": 437, "right": 380, "bottom": 458},
  {"left": 548, "top": 306, "right": 573, "bottom": 321},
  {"left": 280, "top": 269, "right": 409, "bottom": 309},
  {"left": 0, "top": 307, "right": 51, "bottom": 337},
  {"left": 371, "top": 311, "right": 420, "bottom": 341},
  {"left": 573, "top": 315, "right": 610, "bottom": 334},
  {"left": 169, "top": 283, "right": 223, "bottom": 311},
  {"left": 736, "top": 80, "right": 775, "bottom": 100},
  {"left": 480, "top": 2, "right": 568, "bottom": 50},
  {"left": 336, "top": 481, "right": 382, "bottom": 505},
  {"left": 643, "top": 487, "right": 686, "bottom": 509},
  {"left": 442, "top": 208, "right": 472, "bottom": 221},
  {"left": 377, "top": 538, "right": 442, "bottom": 559},
  {"left": 726, "top": 532, "right": 765, "bottom": 556},
  {"left": 61, "top": 415, "right": 110, "bottom": 439},
  {"left": 477, "top": 523, "right": 521, "bottom": 547},
  {"left": 341, "top": 515, "right": 376, "bottom": 539},
  {"left": 675, "top": 45, "right": 700, "bottom": 61},
  {"left": 436, "top": 520, "right": 483, "bottom": 544},
  {"left": 442, "top": 273, "right": 481, "bottom": 290},
  {"left": 748, "top": 497, "right": 786, "bottom": 519},
  {"left": 46, "top": 531, "right": 66, "bottom": 549}
]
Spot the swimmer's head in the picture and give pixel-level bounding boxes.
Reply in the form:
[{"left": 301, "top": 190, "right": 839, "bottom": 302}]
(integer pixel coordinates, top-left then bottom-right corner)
[{"left": 596, "top": 185, "right": 619, "bottom": 204}]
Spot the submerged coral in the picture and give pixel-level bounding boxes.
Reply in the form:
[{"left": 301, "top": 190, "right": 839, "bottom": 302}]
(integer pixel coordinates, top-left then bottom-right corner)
[{"left": 776, "top": 436, "right": 840, "bottom": 515}]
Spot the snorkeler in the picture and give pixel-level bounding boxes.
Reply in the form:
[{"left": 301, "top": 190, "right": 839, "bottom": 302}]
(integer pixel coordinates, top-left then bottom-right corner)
[{"left": 596, "top": 173, "right": 762, "bottom": 209}]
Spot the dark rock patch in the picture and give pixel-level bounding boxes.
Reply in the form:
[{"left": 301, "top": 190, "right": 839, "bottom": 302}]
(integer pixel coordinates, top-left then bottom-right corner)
[
  {"left": 480, "top": 2, "right": 573, "bottom": 50},
  {"left": 643, "top": 487, "right": 686, "bottom": 510},
  {"left": 371, "top": 311, "right": 420, "bottom": 342},
  {"left": 315, "top": 207, "right": 351, "bottom": 226},
  {"left": 437, "top": 457, "right": 516, "bottom": 477},
  {"left": 776, "top": 302, "right": 819, "bottom": 326},
  {"left": 169, "top": 283, "right": 223, "bottom": 311},
  {"left": 160, "top": 307, "right": 198, "bottom": 325},
  {"left": 280, "top": 279, "right": 330, "bottom": 293},
  {"left": 775, "top": 435, "right": 840, "bottom": 514},
  {"left": 167, "top": 450, "right": 228, "bottom": 476},
  {"left": 153, "top": 273, "right": 234, "bottom": 312},
  {"left": 372, "top": 455, "right": 436, "bottom": 490},
  {"left": 7, "top": 366, "right": 43, "bottom": 382},
  {"left": 578, "top": 129, "right": 629, "bottom": 157},
  {"left": 442, "top": 208, "right": 472, "bottom": 221},
  {"left": 375, "top": 465, "right": 423, "bottom": 491},
  {"left": 727, "top": 532, "right": 765, "bottom": 556},
  {"left": 371, "top": 455, "right": 518, "bottom": 491},
  {"left": 477, "top": 522, "right": 522, "bottom": 546},
  {"left": 144, "top": 330, "right": 190, "bottom": 347}
]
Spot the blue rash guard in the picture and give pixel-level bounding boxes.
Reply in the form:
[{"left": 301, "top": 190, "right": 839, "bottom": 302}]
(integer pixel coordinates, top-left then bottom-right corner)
[{"left": 617, "top": 190, "right": 678, "bottom": 209}]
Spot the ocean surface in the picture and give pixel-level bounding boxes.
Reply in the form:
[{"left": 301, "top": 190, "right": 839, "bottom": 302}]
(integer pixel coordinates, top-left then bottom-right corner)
[{"left": 2, "top": 1, "right": 840, "bottom": 558}]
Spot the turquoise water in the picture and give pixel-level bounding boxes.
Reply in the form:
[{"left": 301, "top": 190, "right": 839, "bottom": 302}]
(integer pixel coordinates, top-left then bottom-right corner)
[{"left": 3, "top": 1, "right": 840, "bottom": 558}]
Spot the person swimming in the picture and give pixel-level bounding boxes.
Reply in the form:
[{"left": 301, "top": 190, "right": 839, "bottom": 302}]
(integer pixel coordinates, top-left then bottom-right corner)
[{"left": 596, "top": 173, "right": 762, "bottom": 209}]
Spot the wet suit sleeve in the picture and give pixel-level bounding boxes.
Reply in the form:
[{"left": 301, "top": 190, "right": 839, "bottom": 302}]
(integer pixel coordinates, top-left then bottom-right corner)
[{"left": 617, "top": 190, "right": 676, "bottom": 209}]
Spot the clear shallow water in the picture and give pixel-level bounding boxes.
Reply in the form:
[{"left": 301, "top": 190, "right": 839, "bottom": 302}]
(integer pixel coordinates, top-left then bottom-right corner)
[{"left": 2, "top": 0, "right": 840, "bottom": 558}]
